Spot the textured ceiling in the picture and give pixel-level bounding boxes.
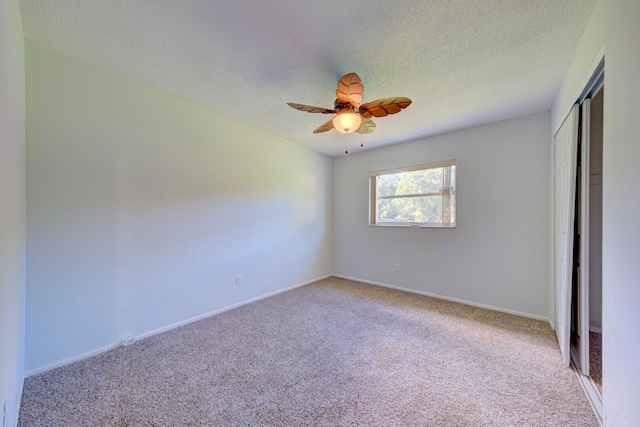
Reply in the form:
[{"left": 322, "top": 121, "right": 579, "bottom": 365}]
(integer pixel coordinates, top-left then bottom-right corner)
[{"left": 18, "top": 0, "right": 596, "bottom": 157}]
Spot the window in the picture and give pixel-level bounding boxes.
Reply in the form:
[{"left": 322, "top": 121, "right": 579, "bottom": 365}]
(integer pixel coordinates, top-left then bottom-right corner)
[{"left": 369, "top": 160, "right": 456, "bottom": 227}]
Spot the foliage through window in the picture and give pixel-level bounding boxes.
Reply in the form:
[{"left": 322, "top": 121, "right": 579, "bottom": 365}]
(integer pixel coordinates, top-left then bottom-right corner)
[{"left": 369, "top": 160, "right": 456, "bottom": 227}]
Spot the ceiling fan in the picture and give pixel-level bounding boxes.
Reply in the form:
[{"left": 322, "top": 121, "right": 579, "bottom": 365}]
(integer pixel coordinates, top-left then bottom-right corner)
[{"left": 287, "top": 73, "right": 412, "bottom": 137}]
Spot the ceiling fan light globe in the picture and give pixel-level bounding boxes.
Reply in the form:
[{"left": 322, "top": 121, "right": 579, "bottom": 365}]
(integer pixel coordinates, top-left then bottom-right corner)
[{"left": 332, "top": 110, "right": 362, "bottom": 133}]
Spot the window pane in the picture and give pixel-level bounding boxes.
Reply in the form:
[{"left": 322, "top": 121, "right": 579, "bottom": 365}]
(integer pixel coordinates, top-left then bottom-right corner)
[
  {"left": 370, "top": 160, "right": 456, "bottom": 227},
  {"left": 377, "top": 168, "right": 443, "bottom": 197},
  {"left": 377, "top": 196, "right": 445, "bottom": 223},
  {"left": 397, "top": 168, "right": 443, "bottom": 195},
  {"left": 377, "top": 173, "right": 403, "bottom": 197}
]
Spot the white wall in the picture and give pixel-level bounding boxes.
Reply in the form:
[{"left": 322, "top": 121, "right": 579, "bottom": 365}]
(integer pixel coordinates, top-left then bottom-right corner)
[
  {"left": 551, "top": 0, "right": 640, "bottom": 424},
  {"left": 0, "top": 0, "right": 26, "bottom": 425},
  {"left": 333, "top": 112, "right": 550, "bottom": 319},
  {"left": 25, "top": 42, "right": 333, "bottom": 374}
]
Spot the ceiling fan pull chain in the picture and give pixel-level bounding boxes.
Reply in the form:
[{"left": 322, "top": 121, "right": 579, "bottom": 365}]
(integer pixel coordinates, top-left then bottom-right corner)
[
  {"left": 360, "top": 133, "right": 364, "bottom": 148},
  {"left": 345, "top": 133, "right": 349, "bottom": 155}
]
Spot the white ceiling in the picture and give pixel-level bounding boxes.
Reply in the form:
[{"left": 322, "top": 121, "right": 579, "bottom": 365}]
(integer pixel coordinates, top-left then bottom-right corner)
[{"left": 18, "top": 0, "right": 596, "bottom": 157}]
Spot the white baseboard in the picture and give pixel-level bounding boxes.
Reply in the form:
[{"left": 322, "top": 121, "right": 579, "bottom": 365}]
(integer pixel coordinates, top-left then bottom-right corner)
[
  {"left": 333, "top": 274, "right": 552, "bottom": 324},
  {"left": 590, "top": 325, "right": 602, "bottom": 334},
  {"left": 25, "top": 274, "right": 331, "bottom": 378},
  {"left": 10, "top": 374, "right": 25, "bottom": 427},
  {"left": 131, "top": 274, "right": 331, "bottom": 343},
  {"left": 25, "top": 342, "right": 121, "bottom": 377},
  {"left": 571, "top": 359, "right": 603, "bottom": 426}
]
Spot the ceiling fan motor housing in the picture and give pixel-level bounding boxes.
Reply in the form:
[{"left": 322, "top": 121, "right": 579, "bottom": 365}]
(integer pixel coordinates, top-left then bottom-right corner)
[{"left": 334, "top": 99, "right": 357, "bottom": 113}]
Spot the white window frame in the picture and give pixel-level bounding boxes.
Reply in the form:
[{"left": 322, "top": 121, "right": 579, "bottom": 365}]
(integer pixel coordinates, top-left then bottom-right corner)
[{"left": 369, "top": 159, "right": 457, "bottom": 228}]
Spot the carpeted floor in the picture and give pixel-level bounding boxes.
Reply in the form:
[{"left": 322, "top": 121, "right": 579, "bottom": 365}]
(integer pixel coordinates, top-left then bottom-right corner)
[
  {"left": 589, "top": 331, "right": 603, "bottom": 394},
  {"left": 19, "top": 277, "right": 599, "bottom": 426}
]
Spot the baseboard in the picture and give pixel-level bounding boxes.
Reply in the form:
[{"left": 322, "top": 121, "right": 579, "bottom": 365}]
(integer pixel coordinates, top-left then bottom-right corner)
[
  {"left": 571, "top": 359, "right": 603, "bottom": 426},
  {"left": 26, "top": 273, "right": 552, "bottom": 377},
  {"left": 25, "top": 274, "right": 331, "bottom": 378},
  {"left": 9, "top": 374, "right": 25, "bottom": 427},
  {"left": 333, "top": 274, "right": 551, "bottom": 324},
  {"left": 131, "top": 274, "right": 331, "bottom": 343},
  {"left": 25, "top": 341, "right": 121, "bottom": 378},
  {"left": 589, "top": 325, "right": 602, "bottom": 334}
]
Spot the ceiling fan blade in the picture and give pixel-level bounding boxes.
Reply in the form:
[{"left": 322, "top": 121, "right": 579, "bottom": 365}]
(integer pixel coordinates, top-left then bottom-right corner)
[
  {"left": 313, "top": 119, "right": 335, "bottom": 133},
  {"left": 336, "top": 73, "right": 364, "bottom": 108},
  {"left": 287, "top": 103, "right": 335, "bottom": 114},
  {"left": 359, "top": 97, "right": 412, "bottom": 118},
  {"left": 357, "top": 118, "right": 376, "bottom": 134}
]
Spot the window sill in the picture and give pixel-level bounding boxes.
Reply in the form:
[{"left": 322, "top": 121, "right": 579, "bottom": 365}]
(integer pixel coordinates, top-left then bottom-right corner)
[{"left": 369, "top": 223, "right": 456, "bottom": 229}]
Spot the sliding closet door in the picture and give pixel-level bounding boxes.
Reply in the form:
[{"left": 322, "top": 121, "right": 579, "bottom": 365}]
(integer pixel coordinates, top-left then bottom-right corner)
[
  {"left": 554, "top": 105, "right": 579, "bottom": 366},
  {"left": 577, "top": 98, "right": 591, "bottom": 375}
]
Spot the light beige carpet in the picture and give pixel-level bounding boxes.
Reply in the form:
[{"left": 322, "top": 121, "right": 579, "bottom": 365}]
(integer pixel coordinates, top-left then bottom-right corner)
[
  {"left": 19, "top": 277, "right": 599, "bottom": 426},
  {"left": 589, "top": 331, "right": 603, "bottom": 394}
]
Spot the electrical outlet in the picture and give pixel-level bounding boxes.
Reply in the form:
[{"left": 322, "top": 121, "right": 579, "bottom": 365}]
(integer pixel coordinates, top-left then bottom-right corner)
[
  {"left": 394, "top": 263, "right": 400, "bottom": 272},
  {"left": 235, "top": 274, "right": 243, "bottom": 286}
]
